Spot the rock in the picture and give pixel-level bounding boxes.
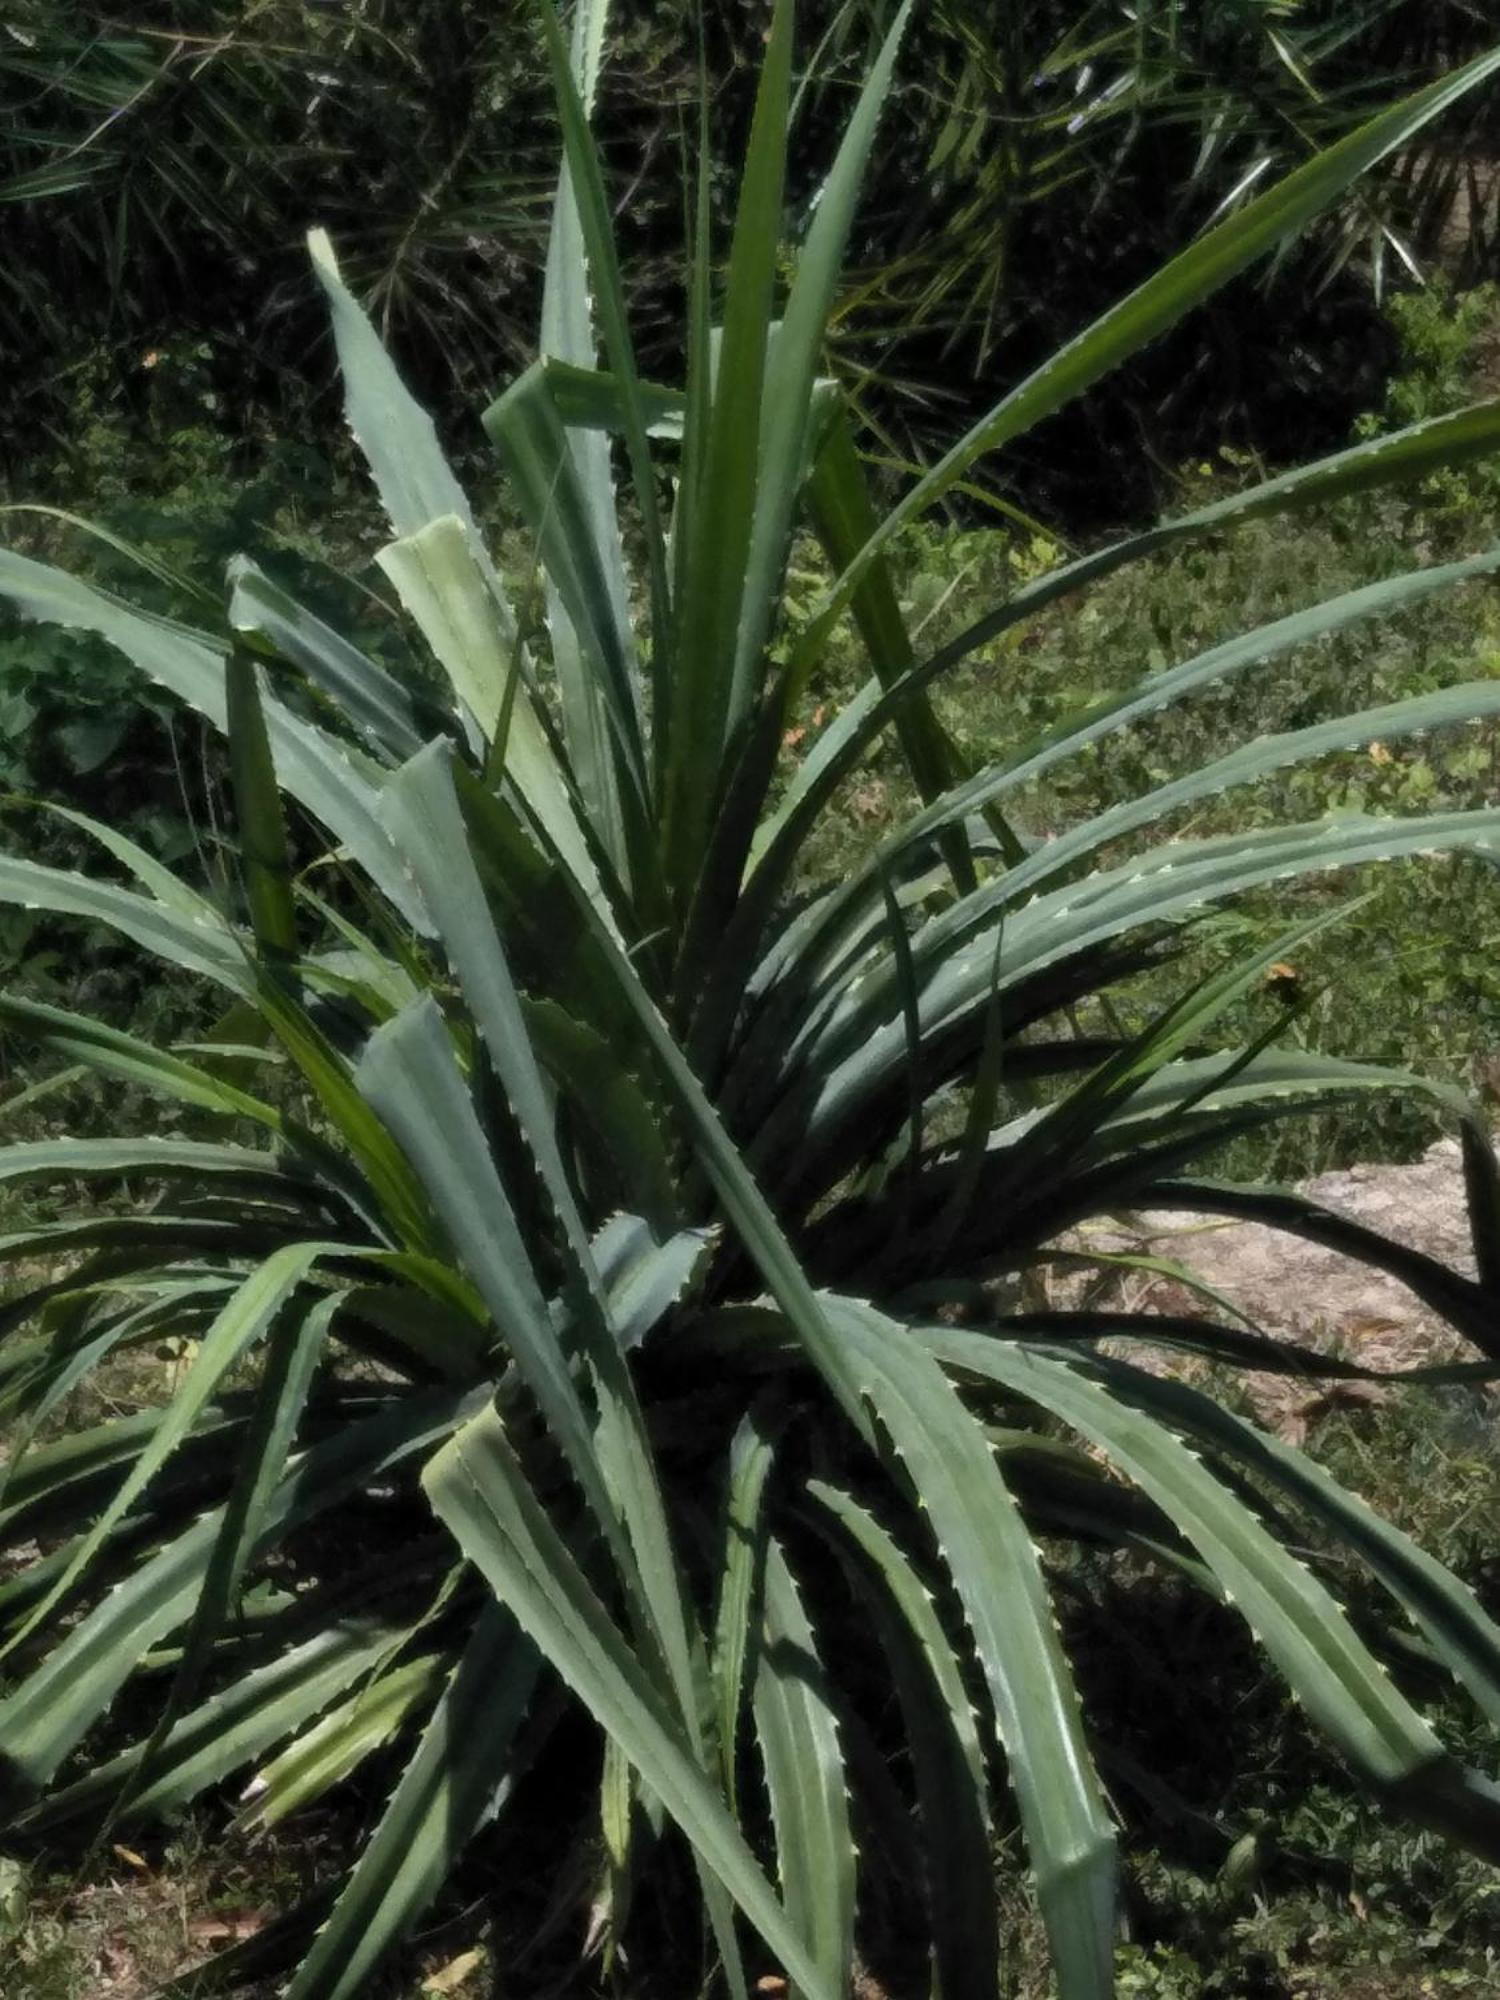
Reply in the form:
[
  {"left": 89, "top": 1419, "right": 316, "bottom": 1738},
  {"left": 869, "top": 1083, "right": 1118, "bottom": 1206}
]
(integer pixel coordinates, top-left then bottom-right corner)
[{"left": 1056, "top": 1134, "right": 1491, "bottom": 1436}]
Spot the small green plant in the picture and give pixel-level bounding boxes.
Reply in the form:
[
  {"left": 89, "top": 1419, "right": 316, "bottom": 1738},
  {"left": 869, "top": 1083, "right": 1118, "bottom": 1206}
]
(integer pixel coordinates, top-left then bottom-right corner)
[
  {"left": 1379, "top": 282, "right": 1500, "bottom": 432},
  {"left": 4, "top": 8, "right": 1500, "bottom": 1999},
  {"left": 1355, "top": 279, "right": 1500, "bottom": 525}
]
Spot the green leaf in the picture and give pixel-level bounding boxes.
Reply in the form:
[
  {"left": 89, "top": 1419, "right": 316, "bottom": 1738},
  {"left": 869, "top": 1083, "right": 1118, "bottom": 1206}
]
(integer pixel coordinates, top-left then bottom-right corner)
[
  {"left": 662, "top": 0, "right": 795, "bottom": 900},
  {"left": 591, "top": 1213, "right": 712, "bottom": 1351},
  {"left": 373, "top": 518, "right": 517, "bottom": 743},
  {"left": 0, "top": 1399, "right": 233, "bottom": 1547},
  {"left": 712, "top": 1406, "right": 776, "bottom": 1812},
  {"left": 534, "top": 355, "right": 684, "bottom": 438},
  {"left": 793, "top": 43, "right": 1500, "bottom": 668},
  {"left": 0, "top": 1386, "right": 486, "bottom": 1800},
  {"left": 239, "top": 1653, "right": 449, "bottom": 1832},
  {"left": 1458, "top": 1115, "right": 1500, "bottom": 1298},
  {"left": 752, "top": 1540, "right": 855, "bottom": 2000},
  {"left": 0, "top": 1245, "right": 329, "bottom": 1664},
  {"left": 227, "top": 648, "right": 298, "bottom": 958},
  {"left": 227, "top": 557, "right": 428, "bottom": 764},
  {"left": 824, "top": 1298, "right": 1115, "bottom": 2000},
  {"left": 803, "top": 806, "right": 1500, "bottom": 1159},
  {"left": 529, "top": 0, "right": 670, "bottom": 698},
  {"left": 381, "top": 748, "right": 718, "bottom": 1788},
  {"left": 19, "top": 1619, "right": 399, "bottom": 1832},
  {"left": 43, "top": 804, "right": 228, "bottom": 928},
  {"left": 802, "top": 399, "right": 966, "bottom": 821},
  {"left": 979, "top": 911, "right": 1348, "bottom": 1209},
  {"left": 497, "top": 17, "right": 647, "bottom": 876},
  {"left": 356, "top": 998, "right": 615, "bottom": 1535},
  {"left": 1077, "top": 1356, "right": 1500, "bottom": 1729},
  {"left": 308, "top": 229, "right": 493, "bottom": 554},
  {"left": 927, "top": 1330, "right": 1500, "bottom": 1857},
  {"left": 0, "top": 850, "right": 247, "bottom": 991},
  {"left": 423, "top": 1400, "right": 833, "bottom": 2000},
  {"left": 889, "top": 548, "right": 1500, "bottom": 904},
  {"left": 483, "top": 361, "right": 644, "bottom": 801},
  {"left": 356, "top": 988, "right": 715, "bottom": 1824},
  {"left": 375, "top": 526, "right": 612, "bottom": 924},
  {"left": 508, "top": 817, "right": 871, "bottom": 1439},
  {"left": 284, "top": 1606, "right": 538, "bottom": 2000},
  {"left": 0, "top": 547, "right": 428, "bottom": 933},
  {"left": 253, "top": 977, "right": 435, "bottom": 1252},
  {"left": 757, "top": 401, "right": 1500, "bottom": 894},
  {"left": 806, "top": 1481, "right": 997, "bottom": 2000},
  {"left": 0, "top": 993, "right": 279, "bottom": 1124},
  {"left": 734, "top": 1, "right": 915, "bottom": 726},
  {"left": 0, "top": 1135, "right": 307, "bottom": 1195},
  {"left": 759, "top": 543, "right": 1500, "bottom": 1016},
  {"left": 523, "top": 1001, "right": 680, "bottom": 1235},
  {"left": 118, "top": 1292, "right": 339, "bottom": 1823}
]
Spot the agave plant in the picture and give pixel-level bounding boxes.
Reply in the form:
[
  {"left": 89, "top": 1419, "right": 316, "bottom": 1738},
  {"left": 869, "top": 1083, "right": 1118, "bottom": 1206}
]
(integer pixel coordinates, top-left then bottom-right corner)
[{"left": 5, "top": 5, "right": 1500, "bottom": 1996}]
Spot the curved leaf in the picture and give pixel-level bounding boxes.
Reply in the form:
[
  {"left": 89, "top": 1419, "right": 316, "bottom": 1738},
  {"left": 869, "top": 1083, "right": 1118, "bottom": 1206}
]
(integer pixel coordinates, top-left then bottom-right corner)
[
  {"left": 825, "top": 1297, "right": 1116, "bottom": 2000},
  {"left": 752, "top": 1540, "right": 854, "bottom": 2000},
  {"left": 806, "top": 1480, "right": 997, "bottom": 2000},
  {"left": 423, "top": 1400, "right": 835, "bottom": 2000},
  {"left": 926, "top": 1329, "right": 1500, "bottom": 1858},
  {"left": 284, "top": 1606, "right": 538, "bottom": 2000}
]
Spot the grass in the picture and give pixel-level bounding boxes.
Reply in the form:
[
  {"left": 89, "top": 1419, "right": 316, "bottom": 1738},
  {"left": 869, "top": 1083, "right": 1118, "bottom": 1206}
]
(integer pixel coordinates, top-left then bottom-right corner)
[{"left": 4, "top": 1845, "right": 496, "bottom": 2000}]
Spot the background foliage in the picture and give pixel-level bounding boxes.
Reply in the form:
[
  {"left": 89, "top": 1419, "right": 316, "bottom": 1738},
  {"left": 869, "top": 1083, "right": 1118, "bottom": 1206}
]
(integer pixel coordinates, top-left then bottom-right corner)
[{"left": 5, "top": 1, "right": 1499, "bottom": 500}]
